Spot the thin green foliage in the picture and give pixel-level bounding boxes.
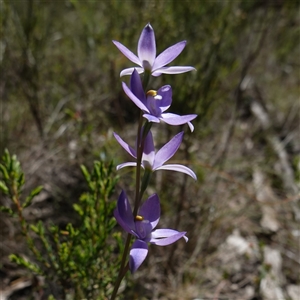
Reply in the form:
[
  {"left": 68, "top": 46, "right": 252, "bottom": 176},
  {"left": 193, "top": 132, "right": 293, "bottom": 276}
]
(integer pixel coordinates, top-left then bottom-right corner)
[{"left": 0, "top": 149, "right": 123, "bottom": 299}]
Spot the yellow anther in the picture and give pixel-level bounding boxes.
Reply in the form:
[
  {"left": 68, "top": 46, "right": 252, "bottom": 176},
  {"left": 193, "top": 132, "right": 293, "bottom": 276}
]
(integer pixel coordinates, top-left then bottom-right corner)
[
  {"left": 135, "top": 215, "right": 144, "bottom": 221},
  {"left": 146, "top": 90, "right": 157, "bottom": 97}
]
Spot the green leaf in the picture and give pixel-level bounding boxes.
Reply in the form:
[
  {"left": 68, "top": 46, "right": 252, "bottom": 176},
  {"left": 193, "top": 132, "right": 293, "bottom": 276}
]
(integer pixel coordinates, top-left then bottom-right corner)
[
  {"left": 17, "top": 172, "right": 25, "bottom": 187},
  {"left": 9, "top": 254, "right": 42, "bottom": 274},
  {"left": 37, "top": 220, "right": 45, "bottom": 235},
  {"left": 0, "top": 164, "right": 9, "bottom": 181},
  {"left": 66, "top": 223, "right": 77, "bottom": 237},
  {"left": 80, "top": 165, "right": 90, "bottom": 182},
  {"left": 23, "top": 185, "right": 43, "bottom": 208},
  {"left": 30, "top": 224, "right": 39, "bottom": 234},
  {"left": 10, "top": 154, "right": 18, "bottom": 172},
  {"left": 73, "top": 203, "right": 84, "bottom": 216},
  {"left": 95, "top": 162, "right": 101, "bottom": 179},
  {"left": 0, "top": 206, "right": 14, "bottom": 216},
  {"left": 0, "top": 180, "right": 9, "bottom": 194},
  {"left": 3, "top": 149, "right": 11, "bottom": 166}
]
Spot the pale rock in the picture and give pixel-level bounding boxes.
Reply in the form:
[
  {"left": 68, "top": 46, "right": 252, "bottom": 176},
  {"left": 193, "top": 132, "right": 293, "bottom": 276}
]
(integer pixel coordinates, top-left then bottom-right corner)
[
  {"left": 220, "top": 230, "right": 258, "bottom": 260},
  {"left": 260, "top": 246, "right": 285, "bottom": 300},
  {"left": 218, "top": 230, "right": 259, "bottom": 274},
  {"left": 253, "top": 168, "right": 280, "bottom": 232},
  {"left": 260, "top": 276, "right": 285, "bottom": 300},
  {"left": 263, "top": 246, "right": 283, "bottom": 281},
  {"left": 287, "top": 285, "right": 300, "bottom": 300},
  {"left": 244, "top": 285, "right": 255, "bottom": 299}
]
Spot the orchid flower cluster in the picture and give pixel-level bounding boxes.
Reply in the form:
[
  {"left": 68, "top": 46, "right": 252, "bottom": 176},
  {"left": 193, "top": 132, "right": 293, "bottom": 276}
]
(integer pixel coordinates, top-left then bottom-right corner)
[{"left": 111, "top": 23, "right": 197, "bottom": 298}]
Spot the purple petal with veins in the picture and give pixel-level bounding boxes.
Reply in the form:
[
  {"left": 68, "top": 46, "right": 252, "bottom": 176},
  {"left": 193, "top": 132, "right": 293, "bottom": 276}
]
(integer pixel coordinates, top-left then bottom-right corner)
[
  {"left": 150, "top": 229, "right": 188, "bottom": 246},
  {"left": 138, "top": 194, "right": 160, "bottom": 229},
  {"left": 112, "top": 40, "right": 141, "bottom": 66},
  {"left": 152, "top": 41, "right": 187, "bottom": 71},
  {"left": 138, "top": 23, "right": 156, "bottom": 68},
  {"left": 115, "top": 190, "right": 135, "bottom": 232},
  {"left": 187, "top": 122, "right": 194, "bottom": 132},
  {"left": 146, "top": 94, "right": 162, "bottom": 116},
  {"left": 143, "top": 114, "right": 160, "bottom": 123},
  {"left": 142, "top": 131, "right": 155, "bottom": 167},
  {"left": 116, "top": 162, "right": 138, "bottom": 170},
  {"left": 122, "top": 82, "right": 150, "bottom": 113},
  {"left": 114, "top": 209, "right": 132, "bottom": 235},
  {"left": 120, "top": 67, "right": 144, "bottom": 77},
  {"left": 135, "top": 221, "right": 152, "bottom": 240},
  {"left": 161, "top": 113, "right": 197, "bottom": 131},
  {"left": 157, "top": 85, "right": 172, "bottom": 112},
  {"left": 152, "top": 66, "right": 196, "bottom": 76},
  {"left": 153, "top": 132, "right": 183, "bottom": 169},
  {"left": 113, "top": 132, "right": 137, "bottom": 158},
  {"left": 130, "top": 69, "right": 146, "bottom": 103},
  {"left": 130, "top": 240, "right": 148, "bottom": 273},
  {"left": 156, "top": 164, "right": 197, "bottom": 180}
]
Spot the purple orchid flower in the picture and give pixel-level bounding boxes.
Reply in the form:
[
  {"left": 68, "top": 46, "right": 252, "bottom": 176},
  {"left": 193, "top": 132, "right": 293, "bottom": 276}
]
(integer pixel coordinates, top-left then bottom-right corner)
[
  {"left": 114, "top": 190, "right": 188, "bottom": 273},
  {"left": 113, "top": 130, "right": 197, "bottom": 180},
  {"left": 113, "top": 23, "right": 195, "bottom": 77},
  {"left": 123, "top": 69, "right": 197, "bottom": 132}
]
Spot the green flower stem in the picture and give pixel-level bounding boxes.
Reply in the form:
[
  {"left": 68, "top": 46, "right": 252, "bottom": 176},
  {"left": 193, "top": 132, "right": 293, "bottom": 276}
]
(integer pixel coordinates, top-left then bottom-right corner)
[
  {"left": 111, "top": 72, "right": 151, "bottom": 299},
  {"left": 142, "top": 69, "right": 151, "bottom": 90},
  {"left": 138, "top": 169, "right": 152, "bottom": 209},
  {"left": 133, "top": 70, "right": 151, "bottom": 215},
  {"left": 110, "top": 233, "right": 131, "bottom": 300},
  {"left": 110, "top": 108, "right": 144, "bottom": 300}
]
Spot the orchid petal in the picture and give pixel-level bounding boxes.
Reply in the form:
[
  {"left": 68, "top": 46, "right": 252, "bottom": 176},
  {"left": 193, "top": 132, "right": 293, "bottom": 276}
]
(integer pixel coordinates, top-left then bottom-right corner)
[
  {"left": 153, "top": 132, "right": 184, "bottom": 169},
  {"left": 143, "top": 114, "right": 160, "bottom": 123},
  {"left": 115, "top": 190, "right": 135, "bottom": 232},
  {"left": 146, "top": 94, "right": 161, "bottom": 117},
  {"left": 138, "top": 23, "right": 156, "bottom": 68},
  {"left": 157, "top": 85, "right": 172, "bottom": 112},
  {"left": 122, "top": 82, "right": 150, "bottom": 113},
  {"left": 155, "top": 164, "right": 197, "bottom": 180},
  {"left": 150, "top": 229, "right": 188, "bottom": 246},
  {"left": 161, "top": 113, "right": 197, "bottom": 131},
  {"left": 187, "top": 121, "right": 194, "bottom": 132},
  {"left": 152, "top": 41, "right": 187, "bottom": 71},
  {"left": 113, "top": 132, "right": 137, "bottom": 158},
  {"left": 135, "top": 220, "right": 152, "bottom": 240},
  {"left": 114, "top": 24, "right": 196, "bottom": 77},
  {"left": 114, "top": 209, "right": 139, "bottom": 238},
  {"left": 112, "top": 40, "right": 141, "bottom": 66},
  {"left": 130, "top": 69, "right": 146, "bottom": 103},
  {"left": 152, "top": 66, "right": 196, "bottom": 76},
  {"left": 120, "top": 67, "right": 144, "bottom": 77},
  {"left": 142, "top": 131, "right": 155, "bottom": 168},
  {"left": 139, "top": 194, "right": 160, "bottom": 229},
  {"left": 129, "top": 240, "right": 148, "bottom": 273},
  {"left": 116, "top": 162, "right": 138, "bottom": 170},
  {"left": 151, "top": 71, "right": 163, "bottom": 77}
]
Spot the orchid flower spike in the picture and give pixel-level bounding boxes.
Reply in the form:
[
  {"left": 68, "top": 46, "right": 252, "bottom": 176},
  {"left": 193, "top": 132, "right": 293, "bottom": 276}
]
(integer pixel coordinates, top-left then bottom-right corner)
[
  {"left": 114, "top": 130, "right": 197, "bottom": 180},
  {"left": 114, "top": 190, "right": 188, "bottom": 273},
  {"left": 123, "top": 69, "right": 197, "bottom": 132},
  {"left": 113, "top": 23, "right": 196, "bottom": 77}
]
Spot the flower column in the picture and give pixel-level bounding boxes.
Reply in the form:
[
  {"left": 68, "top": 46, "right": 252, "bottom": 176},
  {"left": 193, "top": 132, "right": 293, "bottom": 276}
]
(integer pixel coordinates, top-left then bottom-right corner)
[{"left": 110, "top": 23, "right": 197, "bottom": 299}]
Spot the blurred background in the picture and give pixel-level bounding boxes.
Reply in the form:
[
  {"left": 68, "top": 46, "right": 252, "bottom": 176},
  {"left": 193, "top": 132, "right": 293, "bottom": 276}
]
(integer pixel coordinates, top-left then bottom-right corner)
[{"left": 1, "top": 0, "right": 299, "bottom": 299}]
